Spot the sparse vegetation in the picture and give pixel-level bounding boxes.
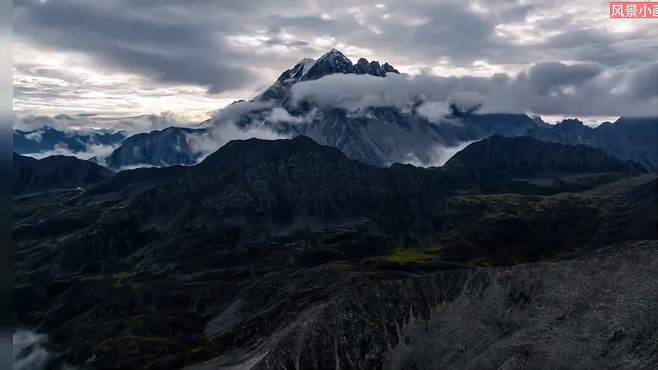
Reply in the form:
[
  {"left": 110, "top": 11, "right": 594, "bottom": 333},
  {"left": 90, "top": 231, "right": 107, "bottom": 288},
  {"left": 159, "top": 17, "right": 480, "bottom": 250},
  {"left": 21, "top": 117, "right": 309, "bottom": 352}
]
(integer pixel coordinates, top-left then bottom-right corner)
[{"left": 385, "top": 245, "right": 444, "bottom": 264}]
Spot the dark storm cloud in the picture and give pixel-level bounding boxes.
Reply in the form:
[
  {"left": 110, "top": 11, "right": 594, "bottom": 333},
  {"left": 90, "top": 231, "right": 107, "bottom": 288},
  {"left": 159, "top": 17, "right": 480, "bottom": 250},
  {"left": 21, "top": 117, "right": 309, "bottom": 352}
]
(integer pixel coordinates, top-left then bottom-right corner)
[
  {"left": 526, "top": 62, "right": 603, "bottom": 96},
  {"left": 14, "top": 0, "right": 253, "bottom": 93},
  {"left": 265, "top": 2, "right": 503, "bottom": 64},
  {"left": 15, "top": 0, "right": 657, "bottom": 77},
  {"left": 12, "top": 0, "right": 658, "bottom": 118},
  {"left": 541, "top": 29, "right": 656, "bottom": 67},
  {"left": 389, "top": 6, "right": 497, "bottom": 62},
  {"left": 260, "top": 0, "right": 657, "bottom": 69},
  {"left": 290, "top": 61, "right": 658, "bottom": 117},
  {"left": 628, "top": 62, "right": 658, "bottom": 99}
]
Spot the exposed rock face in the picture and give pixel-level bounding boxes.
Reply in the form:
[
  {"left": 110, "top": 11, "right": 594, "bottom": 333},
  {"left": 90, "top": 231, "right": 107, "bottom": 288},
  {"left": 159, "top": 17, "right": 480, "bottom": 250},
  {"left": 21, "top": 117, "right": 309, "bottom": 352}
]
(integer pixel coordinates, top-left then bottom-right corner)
[
  {"left": 106, "top": 109, "right": 546, "bottom": 169},
  {"left": 13, "top": 153, "right": 114, "bottom": 195},
  {"left": 106, "top": 126, "right": 206, "bottom": 169},
  {"left": 95, "top": 49, "right": 657, "bottom": 171},
  {"left": 302, "top": 49, "right": 355, "bottom": 80},
  {"left": 200, "top": 240, "right": 657, "bottom": 370},
  {"left": 353, "top": 57, "right": 399, "bottom": 76},
  {"left": 291, "top": 110, "right": 541, "bottom": 168},
  {"left": 258, "top": 49, "right": 399, "bottom": 103},
  {"left": 102, "top": 113, "right": 658, "bottom": 171},
  {"left": 289, "top": 49, "right": 398, "bottom": 82}
]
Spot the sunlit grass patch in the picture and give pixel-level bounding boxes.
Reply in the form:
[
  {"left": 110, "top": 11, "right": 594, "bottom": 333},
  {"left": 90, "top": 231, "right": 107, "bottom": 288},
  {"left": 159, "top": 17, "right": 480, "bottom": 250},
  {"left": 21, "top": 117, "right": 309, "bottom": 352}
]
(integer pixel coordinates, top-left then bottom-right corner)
[
  {"left": 467, "top": 258, "right": 494, "bottom": 267},
  {"left": 385, "top": 245, "right": 444, "bottom": 264}
]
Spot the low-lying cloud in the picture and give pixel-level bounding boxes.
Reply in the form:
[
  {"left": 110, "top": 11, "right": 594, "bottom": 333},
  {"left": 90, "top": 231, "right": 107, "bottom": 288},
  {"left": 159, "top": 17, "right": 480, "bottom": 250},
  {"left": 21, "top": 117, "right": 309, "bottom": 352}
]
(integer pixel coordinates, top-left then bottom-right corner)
[
  {"left": 186, "top": 122, "right": 289, "bottom": 161},
  {"left": 22, "top": 142, "right": 119, "bottom": 164},
  {"left": 290, "top": 61, "right": 658, "bottom": 117},
  {"left": 527, "top": 62, "right": 604, "bottom": 96},
  {"left": 15, "top": 112, "right": 191, "bottom": 135},
  {"left": 185, "top": 101, "right": 294, "bottom": 161},
  {"left": 402, "top": 141, "right": 475, "bottom": 167},
  {"left": 13, "top": 330, "right": 50, "bottom": 370},
  {"left": 13, "top": 330, "right": 77, "bottom": 370}
]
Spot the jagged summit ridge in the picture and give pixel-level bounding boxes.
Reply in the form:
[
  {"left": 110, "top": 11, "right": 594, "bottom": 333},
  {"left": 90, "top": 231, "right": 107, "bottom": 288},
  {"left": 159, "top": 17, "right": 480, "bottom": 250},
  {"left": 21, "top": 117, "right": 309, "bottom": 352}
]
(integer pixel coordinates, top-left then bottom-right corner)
[
  {"left": 354, "top": 57, "right": 398, "bottom": 76},
  {"left": 261, "top": 48, "right": 400, "bottom": 103},
  {"left": 274, "top": 48, "right": 398, "bottom": 85},
  {"left": 302, "top": 48, "right": 354, "bottom": 80}
]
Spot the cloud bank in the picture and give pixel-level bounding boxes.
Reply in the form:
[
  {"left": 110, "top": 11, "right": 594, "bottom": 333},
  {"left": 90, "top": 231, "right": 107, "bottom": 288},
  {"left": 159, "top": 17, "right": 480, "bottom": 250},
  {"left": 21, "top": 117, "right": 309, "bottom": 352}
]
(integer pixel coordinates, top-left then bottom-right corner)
[
  {"left": 184, "top": 101, "right": 296, "bottom": 161},
  {"left": 13, "top": 0, "right": 658, "bottom": 120},
  {"left": 13, "top": 330, "right": 50, "bottom": 370},
  {"left": 402, "top": 141, "right": 475, "bottom": 168},
  {"left": 290, "top": 61, "right": 658, "bottom": 117},
  {"left": 15, "top": 112, "right": 191, "bottom": 135},
  {"left": 22, "top": 143, "right": 119, "bottom": 165}
]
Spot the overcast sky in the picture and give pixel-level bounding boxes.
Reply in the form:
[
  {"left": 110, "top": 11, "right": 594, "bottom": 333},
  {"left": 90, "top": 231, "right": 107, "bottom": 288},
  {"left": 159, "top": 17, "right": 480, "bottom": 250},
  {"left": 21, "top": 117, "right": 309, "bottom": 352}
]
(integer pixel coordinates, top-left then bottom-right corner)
[{"left": 13, "top": 0, "right": 658, "bottom": 126}]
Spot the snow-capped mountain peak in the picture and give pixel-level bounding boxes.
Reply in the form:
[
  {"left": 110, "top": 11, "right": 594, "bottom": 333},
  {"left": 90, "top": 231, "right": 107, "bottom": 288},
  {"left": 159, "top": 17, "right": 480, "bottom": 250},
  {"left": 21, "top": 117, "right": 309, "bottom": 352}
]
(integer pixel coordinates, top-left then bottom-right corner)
[
  {"left": 318, "top": 48, "right": 350, "bottom": 64},
  {"left": 259, "top": 49, "right": 399, "bottom": 102},
  {"left": 302, "top": 48, "right": 354, "bottom": 80},
  {"left": 298, "top": 58, "right": 316, "bottom": 77}
]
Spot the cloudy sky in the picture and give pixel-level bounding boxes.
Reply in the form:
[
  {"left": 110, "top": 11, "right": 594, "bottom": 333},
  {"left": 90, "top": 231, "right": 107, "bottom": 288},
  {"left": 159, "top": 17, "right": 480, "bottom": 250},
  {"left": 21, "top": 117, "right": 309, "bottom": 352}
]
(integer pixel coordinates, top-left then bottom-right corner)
[{"left": 13, "top": 0, "right": 658, "bottom": 127}]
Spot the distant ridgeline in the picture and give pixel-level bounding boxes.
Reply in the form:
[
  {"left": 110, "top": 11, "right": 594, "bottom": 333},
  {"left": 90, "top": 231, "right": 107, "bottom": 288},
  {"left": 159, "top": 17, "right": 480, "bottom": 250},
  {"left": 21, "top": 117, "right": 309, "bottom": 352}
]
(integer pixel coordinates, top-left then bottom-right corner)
[{"left": 13, "top": 50, "right": 658, "bottom": 172}]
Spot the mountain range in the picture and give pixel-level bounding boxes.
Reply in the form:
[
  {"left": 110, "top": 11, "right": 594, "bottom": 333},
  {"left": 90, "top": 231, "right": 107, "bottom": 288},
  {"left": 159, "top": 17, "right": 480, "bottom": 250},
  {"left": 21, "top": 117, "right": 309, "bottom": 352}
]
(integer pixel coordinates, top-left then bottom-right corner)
[
  {"left": 13, "top": 153, "right": 113, "bottom": 195},
  {"left": 14, "top": 126, "right": 125, "bottom": 157},
  {"left": 13, "top": 134, "right": 657, "bottom": 369},
  {"left": 11, "top": 48, "right": 658, "bottom": 370},
  {"left": 13, "top": 49, "right": 658, "bottom": 173},
  {"left": 527, "top": 116, "right": 658, "bottom": 171},
  {"left": 104, "top": 49, "right": 658, "bottom": 172}
]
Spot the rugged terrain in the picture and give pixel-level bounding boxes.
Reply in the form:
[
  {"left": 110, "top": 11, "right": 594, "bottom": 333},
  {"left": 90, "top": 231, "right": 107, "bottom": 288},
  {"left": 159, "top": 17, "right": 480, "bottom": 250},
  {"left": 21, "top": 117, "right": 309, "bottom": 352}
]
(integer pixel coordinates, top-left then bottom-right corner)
[
  {"left": 12, "top": 136, "right": 658, "bottom": 369},
  {"left": 13, "top": 153, "right": 114, "bottom": 195},
  {"left": 91, "top": 49, "right": 658, "bottom": 171},
  {"left": 529, "top": 117, "right": 658, "bottom": 172},
  {"left": 105, "top": 127, "right": 206, "bottom": 170},
  {"left": 15, "top": 50, "right": 658, "bottom": 172},
  {"left": 13, "top": 126, "right": 125, "bottom": 156},
  {"left": 187, "top": 240, "right": 658, "bottom": 370}
]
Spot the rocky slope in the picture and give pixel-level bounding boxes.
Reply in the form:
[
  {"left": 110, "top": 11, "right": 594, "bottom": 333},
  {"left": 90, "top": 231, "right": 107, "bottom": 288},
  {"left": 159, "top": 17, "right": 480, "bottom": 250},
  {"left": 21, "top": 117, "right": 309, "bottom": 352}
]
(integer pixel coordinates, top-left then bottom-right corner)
[
  {"left": 101, "top": 49, "right": 658, "bottom": 171},
  {"left": 104, "top": 49, "right": 551, "bottom": 169},
  {"left": 291, "top": 110, "right": 541, "bottom": 168},
  {"left": 185, "top": 240, "right": 658, "bottom": 370},
  {"left": 12, "top": 136, "right": 657, "bottom": 370},
  {"left": 105, "top": 127, "right": 206, "bottom": 169},
  {"left": 257, "top": 49, "right": 399, "bottom": 103},
  {"left": 105, "top": 113, "right": 658, "bottom": 172}
]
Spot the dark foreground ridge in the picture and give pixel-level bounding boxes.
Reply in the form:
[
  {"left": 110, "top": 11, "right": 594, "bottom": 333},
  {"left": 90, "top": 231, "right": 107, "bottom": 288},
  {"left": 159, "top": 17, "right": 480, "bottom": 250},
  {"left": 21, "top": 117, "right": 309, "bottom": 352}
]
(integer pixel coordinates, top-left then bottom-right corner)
[
  {"left": 12, "top": 136, "right": 658, "bottom": 369},
  {"left": 189, "top": 241, "right": 658, "bottom": 370},
  {"left": 13, "top": 153, "right": 114, "bottom": 195}
]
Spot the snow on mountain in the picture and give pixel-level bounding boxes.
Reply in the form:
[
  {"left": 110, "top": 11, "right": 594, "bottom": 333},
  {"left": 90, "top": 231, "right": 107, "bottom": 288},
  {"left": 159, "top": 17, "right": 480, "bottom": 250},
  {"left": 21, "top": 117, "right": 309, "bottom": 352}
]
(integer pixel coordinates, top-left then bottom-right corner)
[
  {"left": 100, "top": 49, "right": 658, "bottom": 171},
  {"left": 299, "top": 58, "right": 316, "bottom": 78},
  {"left": 257, "top": 48, "right": 399, "bottom": 103}
]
